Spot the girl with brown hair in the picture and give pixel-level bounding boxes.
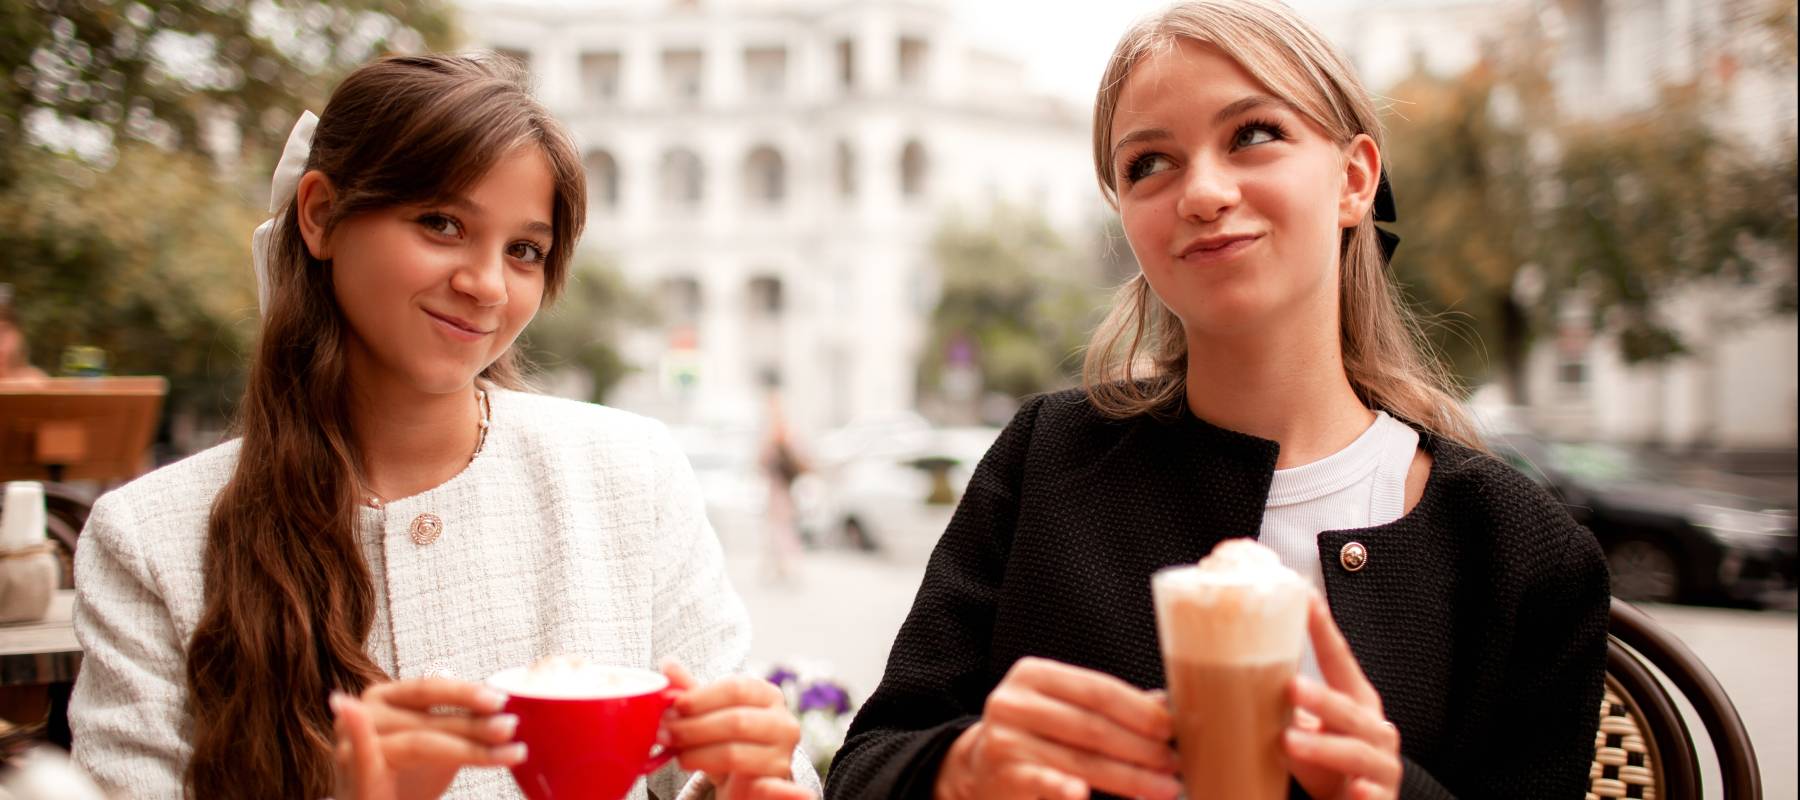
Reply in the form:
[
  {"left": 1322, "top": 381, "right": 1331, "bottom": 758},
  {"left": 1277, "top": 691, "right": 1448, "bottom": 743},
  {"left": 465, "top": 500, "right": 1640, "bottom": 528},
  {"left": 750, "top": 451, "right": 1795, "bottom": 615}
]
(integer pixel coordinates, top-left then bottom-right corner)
[
  {"left": 69, "top": 54, "right": 817, "bottom": 800},
  {"left": 826, "top": 2, "right": 1608, "bottom": 798}
]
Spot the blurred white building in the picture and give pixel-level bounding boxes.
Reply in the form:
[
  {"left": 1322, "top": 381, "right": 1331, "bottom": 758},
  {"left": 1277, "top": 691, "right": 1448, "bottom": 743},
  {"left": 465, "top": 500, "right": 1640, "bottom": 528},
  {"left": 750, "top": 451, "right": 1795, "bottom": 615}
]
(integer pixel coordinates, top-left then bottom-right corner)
[
  {"left": 1306, "top": 0, "right": 1528, "bottom": 92},
  {"left": 1518, "top": 0, "right": 1798, "bottom": 460},
  {"left": 456, "top": 0, "right": 1098, "bottom": 432}
]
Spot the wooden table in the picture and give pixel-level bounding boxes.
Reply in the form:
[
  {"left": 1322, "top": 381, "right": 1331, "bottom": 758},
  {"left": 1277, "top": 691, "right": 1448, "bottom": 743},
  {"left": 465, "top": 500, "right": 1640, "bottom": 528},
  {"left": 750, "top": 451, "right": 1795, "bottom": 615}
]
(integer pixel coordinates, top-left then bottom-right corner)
[
  {"left": 0, "top": 591, "right": 80, "bottom": 687},
  {"left": 0, "top": 590, "right": 80, "bottom": 748}
]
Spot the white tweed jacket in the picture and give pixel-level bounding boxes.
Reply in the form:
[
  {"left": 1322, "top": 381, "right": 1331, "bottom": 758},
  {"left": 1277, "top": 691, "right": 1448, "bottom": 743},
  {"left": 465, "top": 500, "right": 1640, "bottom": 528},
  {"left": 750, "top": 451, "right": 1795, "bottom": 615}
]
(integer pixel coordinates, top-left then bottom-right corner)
[{"left": 69, "top": 389, "right": 818, "bottom": 799}]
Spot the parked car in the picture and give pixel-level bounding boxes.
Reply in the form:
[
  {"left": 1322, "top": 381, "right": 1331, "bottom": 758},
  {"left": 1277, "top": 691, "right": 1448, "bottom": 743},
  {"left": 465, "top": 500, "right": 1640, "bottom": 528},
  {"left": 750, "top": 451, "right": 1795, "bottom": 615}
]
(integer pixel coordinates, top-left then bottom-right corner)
[
  {"left": 804, "top": 425, "right": 1002, "bottom": 562},
  {"left": 1488, "top": 429, "right": 1798, "bottom": 606}
]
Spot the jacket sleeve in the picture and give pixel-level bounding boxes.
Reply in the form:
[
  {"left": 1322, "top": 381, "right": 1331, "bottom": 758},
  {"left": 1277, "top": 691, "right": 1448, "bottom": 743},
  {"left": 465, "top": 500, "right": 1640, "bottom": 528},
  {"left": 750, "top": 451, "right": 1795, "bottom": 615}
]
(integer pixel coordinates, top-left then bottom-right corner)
[
  {"left": 823, "top": 396, "right": 1044, "bottom": 800},
  {"left": 1399, "top": 522, "right": 1610, "bottom": 800},
  {"left": 1494, "top": 526, "right": 1610, "bottom": 797},
  {"left": 69, "top": 493, "right": 190, "bottom": 799},
  {"left": 641, "top": 420, "right": 820, "bottom": 800}
]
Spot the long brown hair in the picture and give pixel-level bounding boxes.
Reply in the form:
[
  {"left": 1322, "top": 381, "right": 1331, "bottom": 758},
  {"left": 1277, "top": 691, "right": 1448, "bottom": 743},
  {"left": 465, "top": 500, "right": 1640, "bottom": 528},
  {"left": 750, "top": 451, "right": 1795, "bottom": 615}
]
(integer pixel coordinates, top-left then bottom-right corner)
[
  {"left": 185, "top": 53, "right": 585, "bottom": 798},
  {"left": 1081, "top": 0, "right": 1483, "bottom": 450}
]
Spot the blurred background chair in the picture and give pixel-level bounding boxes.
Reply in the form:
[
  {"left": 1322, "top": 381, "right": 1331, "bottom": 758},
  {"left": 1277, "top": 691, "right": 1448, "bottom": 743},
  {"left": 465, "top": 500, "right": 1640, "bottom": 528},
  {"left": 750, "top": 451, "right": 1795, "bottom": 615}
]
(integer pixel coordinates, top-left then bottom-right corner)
[{"left": 1589, "top": 598, "right": 1762, "bottom": 800}]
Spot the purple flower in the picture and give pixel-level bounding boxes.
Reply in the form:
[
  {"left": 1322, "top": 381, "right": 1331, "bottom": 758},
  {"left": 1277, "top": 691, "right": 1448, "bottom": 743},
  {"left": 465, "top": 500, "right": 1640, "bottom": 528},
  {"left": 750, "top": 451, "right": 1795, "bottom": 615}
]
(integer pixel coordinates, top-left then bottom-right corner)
[
  {"left": 797, "top": 681, "right": 851, "bottom": 716},
  {"left": 767, "top": 667, "right": 799, "bottom": 688}
]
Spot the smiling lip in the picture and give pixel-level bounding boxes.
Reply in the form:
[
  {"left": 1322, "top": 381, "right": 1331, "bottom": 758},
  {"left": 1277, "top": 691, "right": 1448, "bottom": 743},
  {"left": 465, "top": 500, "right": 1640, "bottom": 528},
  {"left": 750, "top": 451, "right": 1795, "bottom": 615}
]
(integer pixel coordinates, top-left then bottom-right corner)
[
  {"left": 424, "top": 309, "right": 494, "bottom": 341},
  {"left": 1176, "top": 233, "right": 1263, "bottom": 264}
]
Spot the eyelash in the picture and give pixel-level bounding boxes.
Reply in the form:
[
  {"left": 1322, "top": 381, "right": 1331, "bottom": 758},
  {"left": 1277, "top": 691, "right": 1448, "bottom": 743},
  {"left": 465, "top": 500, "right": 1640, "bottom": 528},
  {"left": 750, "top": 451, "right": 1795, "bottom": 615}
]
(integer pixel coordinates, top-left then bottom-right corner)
[
  {"left": 416, "top": 212, "right": 550, "bottom": 266},
  {"left": 1234, "top": 118, "right": 1289, "bottom": 148},
  {"left": 1120, "top": 118, "right": 1292, "bottom": 185}
]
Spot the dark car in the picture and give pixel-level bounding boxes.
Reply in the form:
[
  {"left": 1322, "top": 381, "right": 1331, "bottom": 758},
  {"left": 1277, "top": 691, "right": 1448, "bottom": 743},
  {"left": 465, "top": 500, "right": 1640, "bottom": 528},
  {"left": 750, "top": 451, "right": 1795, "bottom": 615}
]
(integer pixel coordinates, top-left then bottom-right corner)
[{"left": 1488, "top": 430, "right": 1798, "bottom": 606}]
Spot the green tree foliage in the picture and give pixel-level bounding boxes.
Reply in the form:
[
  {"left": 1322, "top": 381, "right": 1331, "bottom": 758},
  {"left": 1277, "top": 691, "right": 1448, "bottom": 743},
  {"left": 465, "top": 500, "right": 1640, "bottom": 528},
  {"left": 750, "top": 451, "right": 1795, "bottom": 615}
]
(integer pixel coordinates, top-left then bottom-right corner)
[
  {"left": 1, "top": 0, "right": 455, "bottom": 179},
  {"left": 1384, "top": 55, "right": 1797, "bottom": 396},
  {"left": 1545, "top": 93, "right": 1799, "bottom": 360},
  {"left": 1, "top": 143, "right": 262, "bottom": 417},
  {"left": 1, "top": 1, "right": 455, "bottom": 429},
  {"left": 918, "top": 207, "right": 1110, "bottom": 409},
  {"left": 521, "top": 259, "right": 657, "bottom": 404},
  {"left": 1384, "top": 61, "right": 1542, "bottom": 398}
]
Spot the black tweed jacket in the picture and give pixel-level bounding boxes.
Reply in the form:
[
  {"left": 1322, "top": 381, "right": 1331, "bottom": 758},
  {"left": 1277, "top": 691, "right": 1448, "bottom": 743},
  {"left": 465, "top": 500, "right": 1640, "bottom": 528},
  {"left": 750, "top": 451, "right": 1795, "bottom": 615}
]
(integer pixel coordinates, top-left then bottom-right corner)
[{"left": 824, "top": 388, "right": 1609, "bottom": 799}]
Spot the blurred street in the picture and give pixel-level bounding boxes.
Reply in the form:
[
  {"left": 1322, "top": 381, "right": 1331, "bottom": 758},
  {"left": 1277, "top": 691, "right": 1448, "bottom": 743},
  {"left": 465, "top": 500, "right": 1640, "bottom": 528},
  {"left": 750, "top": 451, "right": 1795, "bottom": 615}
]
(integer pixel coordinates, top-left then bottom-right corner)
[{"left": 725, "top": 540, "right": 1799, "bottom": 798}]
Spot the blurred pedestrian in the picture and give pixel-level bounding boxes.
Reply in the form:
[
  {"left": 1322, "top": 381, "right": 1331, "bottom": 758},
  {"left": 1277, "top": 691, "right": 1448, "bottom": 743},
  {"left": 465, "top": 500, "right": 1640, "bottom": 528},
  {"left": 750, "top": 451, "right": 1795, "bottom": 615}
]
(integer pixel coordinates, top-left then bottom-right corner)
[
  {"left": 0, "top": 285, "right": 49, "bottom": 384},
  {"left": 827, "top": 2, "right": 1607, "bottom": 799},
  {"left": 758, "top": 382, "right": 809, "bottom": 583}
]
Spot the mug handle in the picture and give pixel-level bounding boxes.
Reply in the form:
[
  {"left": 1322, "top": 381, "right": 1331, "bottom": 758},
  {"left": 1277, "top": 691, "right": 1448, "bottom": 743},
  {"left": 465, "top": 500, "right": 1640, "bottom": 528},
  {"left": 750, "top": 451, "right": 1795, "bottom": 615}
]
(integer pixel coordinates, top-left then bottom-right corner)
[{"left": 638, "top": 687, "right": 682, "bottom": 775}]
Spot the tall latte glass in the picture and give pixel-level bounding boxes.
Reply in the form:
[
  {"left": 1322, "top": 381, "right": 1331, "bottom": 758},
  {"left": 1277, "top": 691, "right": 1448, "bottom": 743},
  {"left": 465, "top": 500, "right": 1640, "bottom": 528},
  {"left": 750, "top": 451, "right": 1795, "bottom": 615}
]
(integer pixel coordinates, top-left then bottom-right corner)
[{"left": 1152, "top": 539, "right": 1310, "bottom": 800}]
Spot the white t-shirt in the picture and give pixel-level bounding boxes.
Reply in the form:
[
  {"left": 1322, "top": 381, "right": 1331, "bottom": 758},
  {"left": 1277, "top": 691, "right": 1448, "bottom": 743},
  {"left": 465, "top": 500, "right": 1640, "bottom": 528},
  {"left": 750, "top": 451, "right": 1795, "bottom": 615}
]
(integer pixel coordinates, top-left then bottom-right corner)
[{"left": 1258, "top": 410, "right": 1419, "bottom": 679}]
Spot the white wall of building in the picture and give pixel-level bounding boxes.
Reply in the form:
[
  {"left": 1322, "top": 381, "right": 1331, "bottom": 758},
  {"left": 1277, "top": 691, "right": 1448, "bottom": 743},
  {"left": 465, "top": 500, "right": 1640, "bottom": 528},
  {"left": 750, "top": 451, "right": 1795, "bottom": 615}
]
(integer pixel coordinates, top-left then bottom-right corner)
[{"left": 457, "top": 0, "right": 1100, "bottom": 433}]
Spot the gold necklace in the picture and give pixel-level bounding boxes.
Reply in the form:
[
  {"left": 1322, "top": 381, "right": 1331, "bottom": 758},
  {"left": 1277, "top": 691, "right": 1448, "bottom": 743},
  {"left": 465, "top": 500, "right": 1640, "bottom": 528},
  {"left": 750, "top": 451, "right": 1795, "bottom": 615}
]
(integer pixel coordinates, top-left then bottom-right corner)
[{"left": 364, "top": 386, "right": 491, "bottom": 510}]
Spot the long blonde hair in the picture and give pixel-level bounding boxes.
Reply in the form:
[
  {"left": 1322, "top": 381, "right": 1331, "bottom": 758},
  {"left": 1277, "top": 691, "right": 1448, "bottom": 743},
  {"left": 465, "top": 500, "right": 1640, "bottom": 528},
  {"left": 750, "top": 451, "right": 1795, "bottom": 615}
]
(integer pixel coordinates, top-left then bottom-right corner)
[{"left": 1081, "top": 0, "right": 1482, "bottom": 451}]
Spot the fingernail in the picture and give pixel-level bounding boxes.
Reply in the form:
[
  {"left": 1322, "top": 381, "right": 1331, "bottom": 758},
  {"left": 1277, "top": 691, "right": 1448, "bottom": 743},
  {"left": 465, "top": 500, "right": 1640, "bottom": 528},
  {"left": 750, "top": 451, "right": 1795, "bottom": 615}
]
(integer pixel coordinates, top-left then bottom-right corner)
[
  {"left": 1286, "top": 728, "right": 1312, "bottom": 752},
  {"left": 494, "top": 742, "right": 528, "bottom": 764},
  {"left": 1061, "top": 777, "right": 1085, "bottom": 800},
  {"left": 655, "top": 728, "right": 672, "bottom": 747},
  {"left": 1293, "top": 706, "right": 1322, "bottom": 732},
  {"left": 328, "top": 691, "right": 349, "bottom": 713},
  {"left": 488, "top": 714, "right": 519, "bottom": 739},
  {"left": 479, "top": 688, "right": 508, "bottom": 710}
]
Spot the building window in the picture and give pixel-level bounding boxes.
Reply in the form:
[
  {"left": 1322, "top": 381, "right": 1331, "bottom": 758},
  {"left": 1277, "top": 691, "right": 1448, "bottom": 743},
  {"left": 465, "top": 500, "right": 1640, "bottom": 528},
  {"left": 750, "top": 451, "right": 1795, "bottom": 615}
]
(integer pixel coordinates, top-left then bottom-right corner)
[
  {"left": 835, "top": 140, "right": 855, "bottom": 198},
  {"left": 1554, "top": 318, "right": 1589, "bottom": 393},
  {"left": 585, "top": 149, "right": 620, "bottom": 211},
  {"left": 898, "top": 36, "right": 928, "bottom": 90},
  {"left": 660, "top": 275, "right": 702, "bottom": 323},
  {"left": 744, "top": 46, "right": 787, "bottom": 98},
  {"left": 662, "top": 48, "right": 703, "bottom": 102},
  {"left": 743, "top": 145, "right": 785, "bottom": 206},
  {"left": 581, "top": 51, "right": 622, "bottom": 104},
  {"left": 836, "top": 38, "right": 856, "bottom": 91},
  {"left": 1557, "top": 360, "right": 1586, "bottom": 386},
  {"left": 745, "top": 275, "right": 784, "bottom": 387},
  {"left": 659, "top": 148, "right": 704, "bottom": 207},
  {"left": 748, "top": 275, "right": 784, "bottom": 316},
  {"left": 900, "top": 139, "right": 927, "bottom": 198}
]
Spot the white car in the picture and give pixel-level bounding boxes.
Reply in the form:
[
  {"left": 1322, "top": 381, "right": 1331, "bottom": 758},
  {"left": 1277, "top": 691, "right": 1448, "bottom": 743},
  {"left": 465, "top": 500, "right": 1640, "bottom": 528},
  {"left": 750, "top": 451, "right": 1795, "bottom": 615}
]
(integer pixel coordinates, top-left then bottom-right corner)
[
  {"left": 667, "top": 423, "right": 766, "bottom": 545},
  {"left": 804, "top": 425, "right": 1002, "bottom": 563}
]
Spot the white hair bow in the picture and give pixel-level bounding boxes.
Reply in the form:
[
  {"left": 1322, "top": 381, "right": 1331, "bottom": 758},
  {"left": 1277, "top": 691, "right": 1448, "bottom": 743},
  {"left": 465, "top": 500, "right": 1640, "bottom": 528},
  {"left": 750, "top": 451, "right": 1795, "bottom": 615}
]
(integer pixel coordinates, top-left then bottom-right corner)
[{"left": 250, "top": 110, "right": 319, "bottom": 315}]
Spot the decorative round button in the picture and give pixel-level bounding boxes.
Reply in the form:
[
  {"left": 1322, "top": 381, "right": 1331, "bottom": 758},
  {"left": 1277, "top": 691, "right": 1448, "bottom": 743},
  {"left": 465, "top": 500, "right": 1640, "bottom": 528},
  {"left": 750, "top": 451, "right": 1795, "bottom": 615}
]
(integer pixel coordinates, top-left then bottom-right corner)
[
  {"left": 1340, "top": 541, "right": 1368, "bottom": 572},
  {"left": 409, "top": 513, "right": 443, "bottom": 546}
]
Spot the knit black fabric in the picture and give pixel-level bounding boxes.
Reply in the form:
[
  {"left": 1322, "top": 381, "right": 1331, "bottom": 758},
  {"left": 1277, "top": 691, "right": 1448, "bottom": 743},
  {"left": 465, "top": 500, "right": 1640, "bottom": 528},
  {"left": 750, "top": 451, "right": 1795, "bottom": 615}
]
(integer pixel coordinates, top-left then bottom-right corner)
[{"left": 824, "top": 388, "right": 1609, "bottom": 800}]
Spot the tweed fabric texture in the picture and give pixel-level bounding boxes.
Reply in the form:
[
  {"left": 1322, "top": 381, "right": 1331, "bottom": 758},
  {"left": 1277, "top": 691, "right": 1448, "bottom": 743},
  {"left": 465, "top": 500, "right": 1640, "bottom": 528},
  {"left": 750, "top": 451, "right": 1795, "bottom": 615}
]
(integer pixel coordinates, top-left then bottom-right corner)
[
  {"left": 824, "top": 388, "right": 1609, "bottom": 800},
  {"left": 70, "top": 389, "right": 819, "bottom": 799}
]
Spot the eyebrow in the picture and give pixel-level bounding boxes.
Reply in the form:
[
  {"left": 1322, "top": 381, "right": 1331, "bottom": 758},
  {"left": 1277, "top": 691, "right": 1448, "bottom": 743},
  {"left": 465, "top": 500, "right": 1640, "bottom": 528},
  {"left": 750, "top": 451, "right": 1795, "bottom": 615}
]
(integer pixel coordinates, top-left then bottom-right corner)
[
  {"left": 1110, "top": 94, "right": 1296, "bottom": 162},
  {"left": 441, "top": 194, "right": 555, "bottom": 238}
]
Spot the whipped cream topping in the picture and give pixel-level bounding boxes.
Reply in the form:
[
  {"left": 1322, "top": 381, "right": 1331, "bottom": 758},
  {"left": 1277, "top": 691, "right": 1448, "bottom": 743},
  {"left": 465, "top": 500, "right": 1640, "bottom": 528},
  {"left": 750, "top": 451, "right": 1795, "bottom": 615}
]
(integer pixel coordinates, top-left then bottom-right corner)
[
  {"left": 1152, "top": 539, "right": 1312, "bottom": 664},
  {"left": 1178, "top": 538, "right": 1309, "bottom": 590},
  {"left": 488, "top": 655, "right": 667, "bottom": 699}
]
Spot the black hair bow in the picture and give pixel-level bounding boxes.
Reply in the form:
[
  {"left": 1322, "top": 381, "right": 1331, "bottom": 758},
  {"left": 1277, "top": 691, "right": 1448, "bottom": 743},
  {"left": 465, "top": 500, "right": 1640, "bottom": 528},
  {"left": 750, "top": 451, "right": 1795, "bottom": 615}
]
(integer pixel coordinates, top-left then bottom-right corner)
[{"left": 1374, "top": 167, "right": 1400, "bottom": 264}]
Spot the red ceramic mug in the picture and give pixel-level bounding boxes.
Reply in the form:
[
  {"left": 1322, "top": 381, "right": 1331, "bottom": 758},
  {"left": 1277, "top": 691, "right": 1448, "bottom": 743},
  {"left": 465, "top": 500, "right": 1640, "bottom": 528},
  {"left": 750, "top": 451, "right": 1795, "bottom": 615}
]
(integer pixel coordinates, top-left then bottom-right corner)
[{"left": 487, "top": 663, "right": 678, "bottom": 800}]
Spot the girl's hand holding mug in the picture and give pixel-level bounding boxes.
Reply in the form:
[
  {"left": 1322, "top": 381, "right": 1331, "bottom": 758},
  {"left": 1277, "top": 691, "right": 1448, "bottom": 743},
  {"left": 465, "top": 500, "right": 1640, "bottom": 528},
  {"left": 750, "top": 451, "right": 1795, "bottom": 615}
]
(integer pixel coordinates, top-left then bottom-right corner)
[
  {"left": 933, "top": 656, "right": 1181, "bottom": 800},
  {"left": 1284, "top": 593, "right": 1402, "bottom": 800},
  {"left": 330, "top": 677, "right": 526, "bottom": 800},
  {"left": 659, "top": 660, "right": 815, "bottom": 800}
]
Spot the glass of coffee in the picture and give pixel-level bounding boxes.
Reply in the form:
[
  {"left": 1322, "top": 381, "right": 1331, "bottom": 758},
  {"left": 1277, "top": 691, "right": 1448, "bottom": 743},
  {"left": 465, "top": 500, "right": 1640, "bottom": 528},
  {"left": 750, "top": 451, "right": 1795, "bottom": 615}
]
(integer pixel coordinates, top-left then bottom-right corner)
[{"left": 1151, "top": 539, "right": 1310, "bottom": 800}]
